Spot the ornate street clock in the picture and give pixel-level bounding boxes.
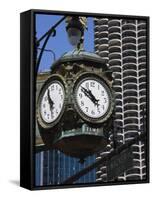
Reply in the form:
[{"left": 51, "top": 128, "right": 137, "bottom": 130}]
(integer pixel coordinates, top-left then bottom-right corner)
[
  {"left": 37, "top": 75, "right": 66, "bottom": 147},
  {"left": 37, "top": 50, "right": 115, "bottom": 161},
  {"left": 39, "top": 81, "right": 64, "bottom": 124},
  {"left": 73, "top": 72, "right": 113, "bottom": 124},
  {"left": 37, "top": 75, "right": 66, "bottom": 128}
]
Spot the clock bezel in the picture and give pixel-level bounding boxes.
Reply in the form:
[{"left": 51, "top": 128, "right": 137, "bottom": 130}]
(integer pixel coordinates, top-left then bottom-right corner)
[
  {"left": 37, "top": 74, "right": 66, "bottom": 129},
  {"left": 73, "top": 72, "right": 114, "bottom": 124}
]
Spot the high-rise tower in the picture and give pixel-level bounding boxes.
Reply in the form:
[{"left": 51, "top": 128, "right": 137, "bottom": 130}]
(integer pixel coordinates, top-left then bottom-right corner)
[{"left": 94, "top": 18, "right": 147, "bottom": 181}]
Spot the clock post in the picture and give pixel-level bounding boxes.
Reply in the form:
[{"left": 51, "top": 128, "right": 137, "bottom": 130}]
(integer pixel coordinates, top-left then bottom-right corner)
[{"left": 37, "top": 17, "right": 115, "bottom": 163}]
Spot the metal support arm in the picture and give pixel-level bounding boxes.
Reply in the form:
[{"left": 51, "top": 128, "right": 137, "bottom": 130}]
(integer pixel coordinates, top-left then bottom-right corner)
[{"left": 36, "top": 16, "right": 66, "bottom": 75}]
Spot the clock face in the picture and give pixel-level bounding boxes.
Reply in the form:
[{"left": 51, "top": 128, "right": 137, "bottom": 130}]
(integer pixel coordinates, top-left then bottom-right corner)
[
  {"left": 40, "top": 81, "right": 65, "bottom": 124},
  {"left": 74, "top": 77, "right": 111, "bottom": 121}
]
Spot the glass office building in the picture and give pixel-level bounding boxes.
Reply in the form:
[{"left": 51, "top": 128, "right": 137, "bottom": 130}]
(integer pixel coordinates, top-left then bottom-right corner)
[{"left": 35, "top": 150, "right": 96, "bottom": 186}]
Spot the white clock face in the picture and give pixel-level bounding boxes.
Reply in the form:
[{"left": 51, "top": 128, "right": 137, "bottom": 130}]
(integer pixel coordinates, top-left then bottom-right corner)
[
  {"left": 40, "top": 81, "right": 65, "bottom": 123},
  {"left": 75, "top": 78, "right": 110, "bottom": 119}
]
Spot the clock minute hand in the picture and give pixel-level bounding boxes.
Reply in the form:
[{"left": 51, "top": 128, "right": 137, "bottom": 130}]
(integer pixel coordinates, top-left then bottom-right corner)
[{"left": 81, "top": 86, "right": 93, "bottom": 101}]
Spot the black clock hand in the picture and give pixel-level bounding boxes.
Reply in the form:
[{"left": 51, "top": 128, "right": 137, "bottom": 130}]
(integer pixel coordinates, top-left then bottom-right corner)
[
  {"left": 81, "top": 86, "right": 93, "bottom": 101},
  {"left": 87, "top": 89, "right": 100, "bottom": 107},
  {"left": 81, "top": 86, "right": 100, "bottom": 107},
  {"left": 47, "top": 89, "right": 54, "bottom": 111}
]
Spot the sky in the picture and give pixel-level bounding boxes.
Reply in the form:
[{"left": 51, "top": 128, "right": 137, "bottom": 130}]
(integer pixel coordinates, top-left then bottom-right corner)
[{"left": 36, "top": 14, "right": 94, "bottom": 72}]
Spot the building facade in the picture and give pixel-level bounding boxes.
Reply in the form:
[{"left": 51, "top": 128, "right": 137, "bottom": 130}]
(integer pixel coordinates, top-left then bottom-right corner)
[{"left": 94, "top": 18, "right": 147, "bottom": 181}]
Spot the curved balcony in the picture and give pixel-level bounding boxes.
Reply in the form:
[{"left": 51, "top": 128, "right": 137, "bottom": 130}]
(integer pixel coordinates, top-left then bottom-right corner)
[
  {"left": 113, "top": 79, "right": 122, "bottom": 86},
  {"left": 123, "top": 97, "right": 137, "bottom": 105},
  {"left": 109, "top": 38, "right": 121, "bottom": 47},
  {"left": 94, "top": 26, "right": 99, "bottom": 33},
  {"left": 123, "top": 95, "right": 137, "bottom": 102},
  {"left": 124, "top": 117, "right": 138, "bottom": 125},
  {"left": 109, "top": 32, "right": 121, "bottom": 40},
  {"left": 123, "top": 84, "right": 137, "bottom": 91},
  {"left": 124, "top": 130, "right": 139, "bottom": 136},
  {"left": 98, "top": 43, "right": 108, "bottom": 51},
  {"left": 99, "top": 37, "right": 109, "bottom": 45},
  {"left": 109, "top": 59, "right": 121, "bottom": 67},
  {"left": 123, "top": 69, "right": 137, "bottom": 77},
  {"left": 122, "top": 19, "right": 136, "bottom": 25},
  {"left": 124, "top": 109, "right": 138, "bottom": 117},
  {"left": 140, "top": 96, "right": 146, "bottom": 105},
  {"left": 123, "top": 81, "right": 137, "bottom": 88},
  {"left": 124, "top": 137, "right": 138, "bottom": 143},
  {"left": 115, "top": 90, "right": 123, "bottom": 100},
  {"left": 113, "top": 86, "right": 122, "bottom": 93},
  {"left": 138, "top": 42, "right": 146, "bottom": 51},
  {"left": 115, "top": 106, "right": 123, "bottom": 113},
  {"left": 94, "top": 37, "right": 99, "bottom": 44},
  {"left": 124, "top": 110, "right": 138, "bottom": 118},
  {"left": 139, "top": 89, "right": 146, "bottom": 96},
  {"left": 98, "top": 25, "right": 108, "bottom": 32},
  {"left": 138, "top": 49, "right": 146, "bottom": 57},
  {"left": 139, "top": 68, "right": 146, "bottom": 77},
  {"left": 122, "top": 30, "right": 136, "bottom": 38},
  {"left": 139, "top": 62, "right": 146, "bottom": 70},
  {"left": 139, "top": 75, "right": 146, "bottom": 83},
  {"left": 108, "top": 19, "right": 121, "bottom": 27},
  {"left": 98, "top": 31, "right": 108, "bottom": 38},
  {"left": 108, "top": 26, "right": 121, "bottom": 34},
  {"left": 99, "top": 51, "right": 109, "bottom": 58},
  {"left": 115, "top": 91, "right": 123, "bottom": 99},
  {"left": 122, "top": 37, "right": 136, "bottom": 45},
  {"left": 138, "top": 36, "right": 146, "bottom": 44},
  {"left": 126, "top": 174, "right": 142, "bottom": 180},
  {"left": 123, "top": 56, "right": 136, "bottom": 64},
  {"left": 124, "top": 103, "right": 138, "bottom": 111},
  {"left": 123, "top": 76, "right": 137, "bottom": 84},
  {"left": 140, "top": 95, "right": 146, "bottom": 103},
  {"left": 108, "top": 46, "right": 121, "bottom": 53},
  {"left": 123, "top": 89, "right": 137, "bottom": 97},
  {"left": 122, "top": 22, "right": 136, "bottom": 30},
  {"left": 138, "top": 22, "right": 146, "bottom": 30},
  {"left": 98, "top": 18, "right": 108, "bottom": 25},
  {"left": 122, "top": 43, "right": 136, "bottom": 51},
  {"left": 122, "top": 49, "right": 136, "bottom": 58},
  {"left": 123, "top": 63, "right": 137, "bottom": 71},
  {"left": 138, "top": 30, "right": 146, "bottom": 37},
  {"left": 124, "top": 132, "right": 139, "bottom": 141},
  {"left": 109, "top": 52, "right": 121, "bottom": 60},
  {"left": 114, "top": 117, "right": 123, "bottom": 124},
  {"left": 127, "top": 167, "right": 141, "bottom": 175}
]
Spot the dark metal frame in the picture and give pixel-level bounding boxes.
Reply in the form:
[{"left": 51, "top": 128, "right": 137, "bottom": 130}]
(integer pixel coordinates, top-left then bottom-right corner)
[{"left": 20, "top": 9, "right": 149, "bottom": 190}]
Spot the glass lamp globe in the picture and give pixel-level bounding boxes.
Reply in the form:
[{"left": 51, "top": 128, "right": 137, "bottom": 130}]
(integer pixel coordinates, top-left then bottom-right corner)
[{"left": 67, "top": 27, "right": 82, "bottom": 46}]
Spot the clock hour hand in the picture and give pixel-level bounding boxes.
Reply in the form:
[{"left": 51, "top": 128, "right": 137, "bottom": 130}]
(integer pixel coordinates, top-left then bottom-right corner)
[
  {"left": 47, "top": 89, "right": 54, "bottom": 111},
  {"left": 87, "top": 89, "right": 100, "bottom": 107}
]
